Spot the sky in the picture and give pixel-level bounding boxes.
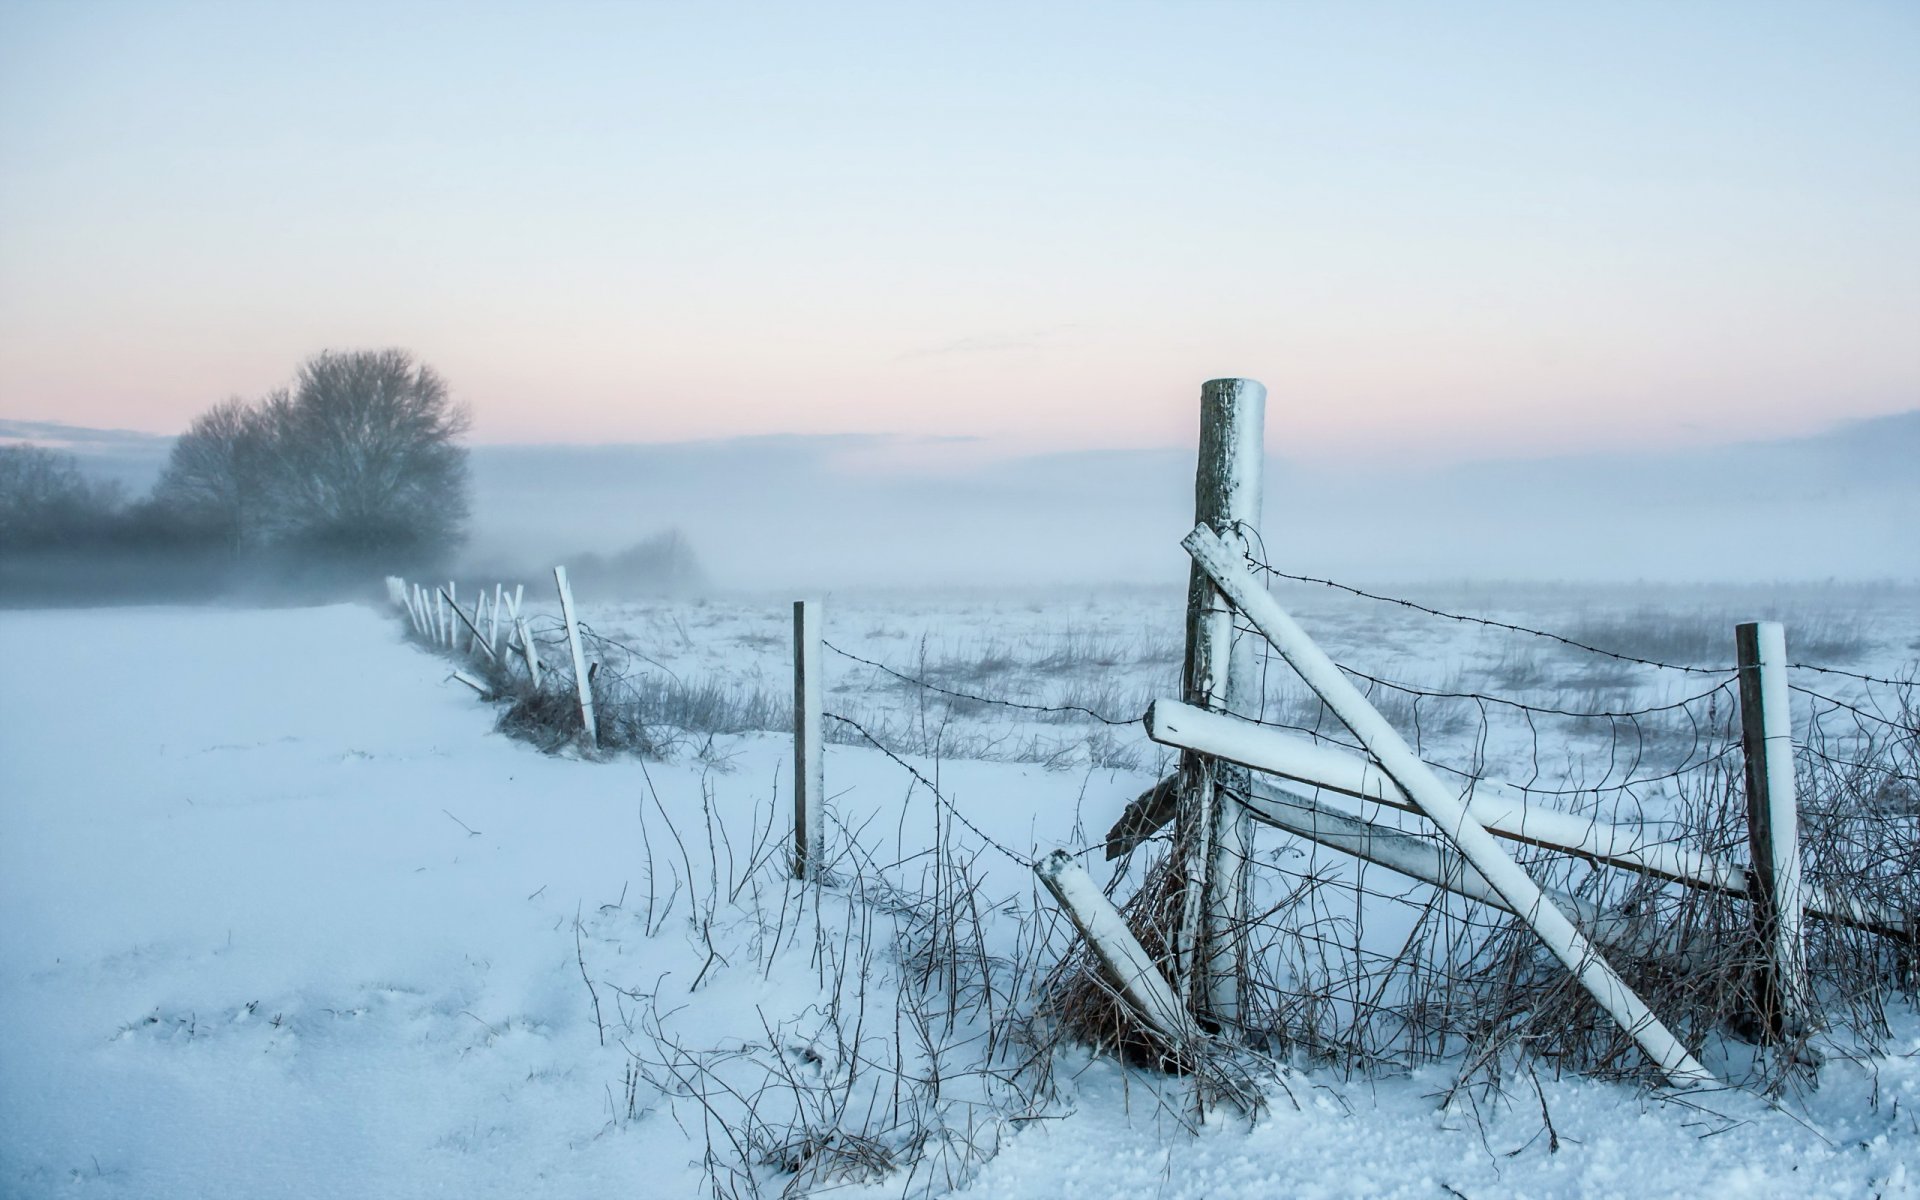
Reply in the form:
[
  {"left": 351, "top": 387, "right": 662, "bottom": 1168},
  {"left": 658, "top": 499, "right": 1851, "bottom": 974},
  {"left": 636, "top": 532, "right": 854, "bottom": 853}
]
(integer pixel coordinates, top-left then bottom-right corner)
[{"left": 1, "top": 0, "right": 1915, "bottom": 462}]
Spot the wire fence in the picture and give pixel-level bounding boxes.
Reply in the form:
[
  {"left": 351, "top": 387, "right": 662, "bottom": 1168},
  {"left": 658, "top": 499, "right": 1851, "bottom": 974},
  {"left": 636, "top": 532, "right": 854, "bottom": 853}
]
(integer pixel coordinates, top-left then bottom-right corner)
[{"left": 389, "top": 561, "right": 1918, "bottom": 1088}]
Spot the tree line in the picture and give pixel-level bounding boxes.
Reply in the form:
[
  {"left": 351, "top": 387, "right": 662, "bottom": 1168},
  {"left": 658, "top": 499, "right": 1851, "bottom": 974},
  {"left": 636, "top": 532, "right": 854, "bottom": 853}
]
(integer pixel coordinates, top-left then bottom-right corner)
[{"left": 1, "top": 349, "right": 470, "bottom": 602}]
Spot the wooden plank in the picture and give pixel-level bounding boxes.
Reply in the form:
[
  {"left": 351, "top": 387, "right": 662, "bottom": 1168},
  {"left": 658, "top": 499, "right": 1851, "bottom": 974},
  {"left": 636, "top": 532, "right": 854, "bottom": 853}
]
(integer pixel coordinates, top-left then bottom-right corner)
[
  {"left": 554, "top": 566, "right": 597, "bottom": 749},
  {"left": 1738, "top": 620, "right": 1808, "bottom": 1040},
  {"left": 1035, "top": 850, "right": 1204, "bottom": 1048},
  {"left": 792, "top": 600, "right": 825, "bottom": 879},
  {"left": 515, "top": 616, "right": 542, "bottom": 687},
  {"left": 1143, "top": 697, "right": 1905, "bottom": 937},
  {"left": 1182, "top": 523, "right": 1713, "bottom": 1086},
  {"left": 438, "top": 588, "right": 499, "bottom": 662},
  {"left": 1238, "top": 781, "right": 1698, "bottom": 964},
  {"left": 449, "top": 670, "right": 491, "bottom": 697}
]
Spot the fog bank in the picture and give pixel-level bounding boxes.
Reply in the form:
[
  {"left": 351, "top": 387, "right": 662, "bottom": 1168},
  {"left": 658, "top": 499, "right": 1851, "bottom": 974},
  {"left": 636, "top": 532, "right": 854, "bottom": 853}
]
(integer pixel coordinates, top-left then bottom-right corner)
[
  {"left": 17, "top": 410, "right": 1916, "bottom": 591},
  {"left": 468, "top": 411, "right": 1919, "bottom": 589}
]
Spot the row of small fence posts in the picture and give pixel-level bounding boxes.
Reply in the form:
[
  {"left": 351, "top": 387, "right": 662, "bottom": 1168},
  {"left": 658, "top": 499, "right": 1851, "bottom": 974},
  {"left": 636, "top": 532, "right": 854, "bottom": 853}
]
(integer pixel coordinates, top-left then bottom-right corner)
[
  {"left": 786, "top": 376, "right": 1832, "bottom": 1088},
  {"left": 384, "top": 567, "right": 600, "bottom": 750}
]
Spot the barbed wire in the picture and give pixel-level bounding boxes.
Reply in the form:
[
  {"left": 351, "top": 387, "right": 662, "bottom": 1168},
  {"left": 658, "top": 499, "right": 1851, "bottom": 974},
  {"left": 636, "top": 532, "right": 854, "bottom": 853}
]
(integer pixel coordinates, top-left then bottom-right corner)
[
  {"left": 823, "top": 712, "right": 1041, "bottom": 869},
  {"left": 575, "top": 622, "right": 684, "bottom": 682},
  {"left": 822, "top": 640, "right": 1146, "bottom": 727},
  {"left": 1238, "top": 549, "right": 1911, "bottom": 687},
  {"left": 1239, "top": 559, "right": 1731, "bottom": 675},
  {"left": 1791, "top": 684, "right": 1918, "bottom": 734},
  {"left": 1786, "top": 662, "right": 1918, "bottom": 688},
  {"left": 1337, "top": 662, "right": 1738, "bottom": 721}
]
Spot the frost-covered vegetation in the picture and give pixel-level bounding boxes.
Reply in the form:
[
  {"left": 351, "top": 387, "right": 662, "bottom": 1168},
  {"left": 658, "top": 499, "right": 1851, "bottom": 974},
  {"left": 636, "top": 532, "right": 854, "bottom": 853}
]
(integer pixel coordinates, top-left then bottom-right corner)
[
  {"left": 3, "top": 582, "right": 1917, "bottom": 1198},
  {"left": 0, "top": 349, "right": 471, "bottom": 604}
]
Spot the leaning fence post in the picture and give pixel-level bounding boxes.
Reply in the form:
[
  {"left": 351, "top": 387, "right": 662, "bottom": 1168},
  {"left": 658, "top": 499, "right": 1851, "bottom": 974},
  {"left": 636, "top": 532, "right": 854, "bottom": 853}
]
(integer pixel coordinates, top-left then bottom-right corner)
[
  {"left": 515, "top": 616, "right": 541, "bottom": 687},
  {"left": 1182, "top": 524, "right": 1713, "bottom": 1086},
  {"left": 1736, "top": 620, "right": 1807, "bottom": 1041},
  {"left": 792, "top": 599, "right": 825, "bottom": 880},
  {"left": 1036, "top": 850, "right": 1204, "bottom": 1049},
  {"left": 1175, "top": 377, "right": 1266, "bottom": 1027},
  {"left": 554, "top": 566, "right": 597, "bottom": 749},
  {"left": 402, "top": 581, "right": 425, "bottom": 636}
]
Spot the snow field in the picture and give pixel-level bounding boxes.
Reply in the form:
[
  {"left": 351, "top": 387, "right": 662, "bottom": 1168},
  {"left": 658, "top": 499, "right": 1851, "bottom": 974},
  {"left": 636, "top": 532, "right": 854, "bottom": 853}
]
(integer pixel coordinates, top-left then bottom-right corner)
[{"left": 2, "top": 590, "right": 1917, "bottom": 1197}]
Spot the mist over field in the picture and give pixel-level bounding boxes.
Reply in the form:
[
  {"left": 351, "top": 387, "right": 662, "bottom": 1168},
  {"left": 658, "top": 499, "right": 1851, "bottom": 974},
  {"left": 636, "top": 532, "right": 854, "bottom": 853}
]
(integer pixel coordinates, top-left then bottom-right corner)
[{"left": 15, "top": 409, "right": 1917, "bottom": 591}]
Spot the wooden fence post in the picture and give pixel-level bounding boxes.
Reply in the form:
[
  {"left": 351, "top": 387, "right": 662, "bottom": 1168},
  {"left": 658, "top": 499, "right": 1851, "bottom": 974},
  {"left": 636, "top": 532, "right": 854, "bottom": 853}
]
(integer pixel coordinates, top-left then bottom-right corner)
[
  {"left": 793, "top": 599, "right": 825, "bottom": 880},
  {"left": 401, "top": 581, "right": 425, "bottom": 636},
  {"left": 1175, "top": 377, "right": 1266, "bottom": 1027},
  {"left": 1183, "top": 523, "right": 1714, "bottom": 1086},
  {"left": 554, "top": 566, "right": 597, "bottom": 749},
  {"left": 1036, "top": 851, "right": 1203, "bottom": 1049},
  {"left": 1737, "top": 620, "right": 1807, "bottom": 1041},
  {"left": 515, "top": 616, "right": 542, "bottom": 687}
]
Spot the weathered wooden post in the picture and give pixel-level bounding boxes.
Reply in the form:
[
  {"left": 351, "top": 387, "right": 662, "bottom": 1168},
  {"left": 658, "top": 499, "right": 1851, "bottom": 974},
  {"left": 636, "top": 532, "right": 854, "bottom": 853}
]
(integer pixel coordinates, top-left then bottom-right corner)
[
  {"left": 1174, "top": 377, "right": 1266, "bottom": 1028},
  {"left": 1036, "top": 851, "right": 1203, "bottom": 1049},
  {"left": 465, "top": 592, "right": 486, "bottom": 656},
  {"left": 515, "top": 616, "right": 542, "bottom": 687},
  {"left": 401, "top": 581, "right": 426, "bottom": 636},
  {"left": 1182, "top": 525, "right": 1714, "bottom": 1086},
  {"left": 1736, "top": 620, "right": 1807, "bottom": 1041},
  {"left": 554, "top": 566, "right": 597, "bottom": 749},
  {"left": 792, "top": 599, "right": 825, "bottom": 879}
]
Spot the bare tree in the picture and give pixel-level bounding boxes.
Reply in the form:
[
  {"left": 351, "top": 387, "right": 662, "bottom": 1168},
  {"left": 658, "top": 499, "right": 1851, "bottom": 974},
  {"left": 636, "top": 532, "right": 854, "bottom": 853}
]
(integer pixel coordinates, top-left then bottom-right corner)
[
  {"left": 256, "top": 349, "right": 471, "bottom": 561},
  {"left": 153, "top": 396, "right": 272, "bottom": 549},
  {"left": 156, "top": 349, "right": 472, "bottom": 568},
  {"left": 0, "top": 444, "right": 124, "bottom": 549}
]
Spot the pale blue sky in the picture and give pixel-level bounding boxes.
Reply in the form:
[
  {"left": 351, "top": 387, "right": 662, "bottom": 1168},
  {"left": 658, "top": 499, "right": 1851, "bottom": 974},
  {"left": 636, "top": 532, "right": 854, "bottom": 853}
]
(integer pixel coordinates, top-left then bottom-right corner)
[{"left": 2, "top": 0, "right": 1914, "bottom": 458}]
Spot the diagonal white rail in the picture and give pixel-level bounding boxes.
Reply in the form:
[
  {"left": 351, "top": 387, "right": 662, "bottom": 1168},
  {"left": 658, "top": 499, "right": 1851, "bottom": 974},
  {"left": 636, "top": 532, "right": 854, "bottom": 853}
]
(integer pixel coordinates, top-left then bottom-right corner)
[
  {"left": 1234, "top": 780, "right": 1692, "bottom": 963},
  {"left": 1035, "top": 851, "right": 1203, "bottom": 1049},
  {"left": 1145, "top": 698, "right": 1906, "bottom": 938},
  {"left": 1182, "top": 524, "right": 1713, "bottom": 1087}
]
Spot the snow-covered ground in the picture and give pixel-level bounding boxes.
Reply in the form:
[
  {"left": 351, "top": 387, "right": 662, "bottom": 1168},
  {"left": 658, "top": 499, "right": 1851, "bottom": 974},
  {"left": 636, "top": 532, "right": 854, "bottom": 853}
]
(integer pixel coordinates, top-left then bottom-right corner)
[{"left": 3, "top": 594, "right": 1918, "bottom": 1198}]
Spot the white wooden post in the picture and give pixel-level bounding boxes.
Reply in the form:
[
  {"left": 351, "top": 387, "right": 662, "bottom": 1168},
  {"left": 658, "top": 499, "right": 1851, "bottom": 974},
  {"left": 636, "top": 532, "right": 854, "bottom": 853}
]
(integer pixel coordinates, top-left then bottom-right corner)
[
  {"left": 1146, "top": 696, "right": 1906, "bottom": 938},
  {"left": 1183, "top": 524, "right": 1713, "bottom": 1086},
  {"left": 512, "top": 584, "right": 524, "bottom": 619},
  {"left": 450, "top": 669, "right": 490, "bottom": 697},
  {"left": 400, "top": 582, "right": 424, "bottom": 636},
  {"left": 1036, "top": 850, "right": 1204, "bottom": 1048},
  {"left": 440, "top": 589, "right": 499, "bottom": 662},
  {"left": 1737, "top": 621, "right": 1807, "bottom": 1040},
  {"left": 1176, "top": 377, "right": 1265, "bottom": 1027},
  {"left": 1235, "top": 781, "right": 1693, "bottom": 961},
  {"left": 515, "top": 617, "right": 542, "bottom": 687},
  {"left": 792, "top": 599, "right": 825, "bottom": 879},
  {"left": 488, "top": 584, "right": 502, "bottom": 654},
  {"left": 466, "top": 592, "right": 485, "bottom": 655},
  {"left": 554, "top": 566, "right": 597, "bottom": 748}
]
